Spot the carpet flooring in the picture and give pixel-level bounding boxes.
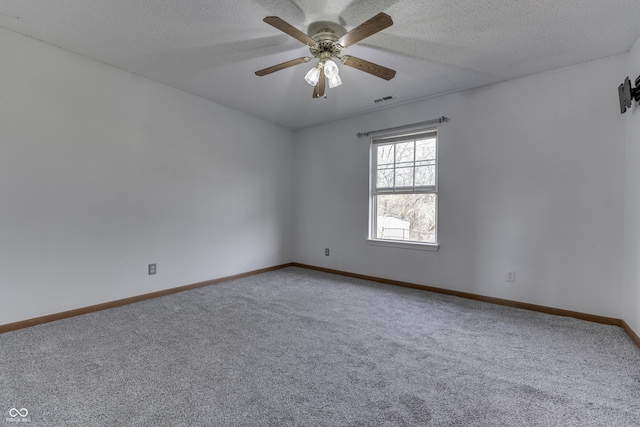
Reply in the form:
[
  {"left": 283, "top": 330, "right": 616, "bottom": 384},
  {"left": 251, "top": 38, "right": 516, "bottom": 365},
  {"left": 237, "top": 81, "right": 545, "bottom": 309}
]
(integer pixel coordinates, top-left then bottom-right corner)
[{"left": 1, "top": 267, "right": 639, "bottom": 426}]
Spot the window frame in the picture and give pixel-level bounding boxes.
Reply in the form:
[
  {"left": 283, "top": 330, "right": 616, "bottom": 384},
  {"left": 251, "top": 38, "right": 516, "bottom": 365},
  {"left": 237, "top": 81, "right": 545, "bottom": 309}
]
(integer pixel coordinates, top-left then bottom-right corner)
[{"left": 368, "top": 127, "right": 439, "bottom": 251}]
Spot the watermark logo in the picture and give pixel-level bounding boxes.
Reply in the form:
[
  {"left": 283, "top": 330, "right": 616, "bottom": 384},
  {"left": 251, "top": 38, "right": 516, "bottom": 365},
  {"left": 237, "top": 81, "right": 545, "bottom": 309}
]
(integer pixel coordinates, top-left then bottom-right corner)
[{"left": 5, "top": 408, "right": 30, "bottom": 423}]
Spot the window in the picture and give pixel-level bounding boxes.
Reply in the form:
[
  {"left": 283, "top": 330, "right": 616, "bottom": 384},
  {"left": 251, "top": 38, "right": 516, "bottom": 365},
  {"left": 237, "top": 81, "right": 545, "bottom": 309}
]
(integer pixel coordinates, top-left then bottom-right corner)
[{"left": 369, "top": 128, "right": 438, "bottom": 247}]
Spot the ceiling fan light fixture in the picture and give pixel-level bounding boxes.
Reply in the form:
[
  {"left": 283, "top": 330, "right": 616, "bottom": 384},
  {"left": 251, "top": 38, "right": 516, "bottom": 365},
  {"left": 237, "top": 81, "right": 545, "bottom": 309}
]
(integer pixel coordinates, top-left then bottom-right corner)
[
  {"left": 328, "top": 74, "right": 342, "bottom": 89},
  {"left": 304, "top": 66, "right": 321, "bottom": 86},
  {"left": 323, "top": 60, "right": 339, "bottom": 78}
]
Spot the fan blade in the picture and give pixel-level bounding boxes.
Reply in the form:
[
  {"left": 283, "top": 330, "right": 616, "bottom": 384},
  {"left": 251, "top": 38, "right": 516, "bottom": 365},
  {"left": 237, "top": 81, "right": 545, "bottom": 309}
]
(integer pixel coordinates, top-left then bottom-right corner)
[
  {"left": 263, "top": 16, "right": 317, "bottom": 47},
  {"left": 313, "top": 72, "right": 326, "bottom": 98},
  {"left": 336, "top": 13, "right": 393, "bottom": 48},
  {"left": 341, "top": 55, "right": 396, "bottom": 80},
  {"left": 255, "top": 57, "right": 311, "bottom": 76}
]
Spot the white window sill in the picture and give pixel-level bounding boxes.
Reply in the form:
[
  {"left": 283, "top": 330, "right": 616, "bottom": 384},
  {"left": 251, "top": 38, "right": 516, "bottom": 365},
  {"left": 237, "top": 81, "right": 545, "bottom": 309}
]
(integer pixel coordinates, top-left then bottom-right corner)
[{"left": 367, "top": 239, "right": 439, "bottom": 252}]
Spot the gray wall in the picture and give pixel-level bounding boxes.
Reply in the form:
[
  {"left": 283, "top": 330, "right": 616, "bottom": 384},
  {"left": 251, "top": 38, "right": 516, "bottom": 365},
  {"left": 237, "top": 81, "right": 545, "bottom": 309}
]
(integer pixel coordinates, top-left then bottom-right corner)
[
  {"left": 0, "top": 28, "right": 293, "bottom": 325},
  {"left": 624, "top": 35, "right": 640, "bottom": 334},
  {"left": 293, "top": 55, "right": 627, "bottom": 319}
]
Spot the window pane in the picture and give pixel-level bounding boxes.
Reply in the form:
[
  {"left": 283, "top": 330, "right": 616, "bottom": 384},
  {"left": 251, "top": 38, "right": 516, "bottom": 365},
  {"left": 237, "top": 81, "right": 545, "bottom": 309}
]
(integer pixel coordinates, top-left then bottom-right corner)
[
  {"left": 395, "top": 166, "right": 414, "bottom": 188},
  {"left": 375, "top": 193, "right": 437, "bottom": 243},
  {"left": 377, "top": 144, "right": 394, "bottom": 166},
  {"left": 415, "top": 138, "right": 435, "bottom": 161},
  {"left": 376, "top": 168, "right": 394, "bottom": 189},
  {"left": 415, "top": 138, "right": 435, "bottom": 187},
  {"left": 414, "top": 164, "right": 435, "bottom": 187},
  {"left": 395, "top": 142, "right": 414, "bottom": 165}
]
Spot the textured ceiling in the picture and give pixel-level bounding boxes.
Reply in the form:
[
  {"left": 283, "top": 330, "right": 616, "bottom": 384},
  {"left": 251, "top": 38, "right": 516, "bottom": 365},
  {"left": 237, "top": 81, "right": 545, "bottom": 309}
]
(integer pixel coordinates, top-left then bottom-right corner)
[{"left": 1, "top": 1, "right": 639, "bottom": 129}]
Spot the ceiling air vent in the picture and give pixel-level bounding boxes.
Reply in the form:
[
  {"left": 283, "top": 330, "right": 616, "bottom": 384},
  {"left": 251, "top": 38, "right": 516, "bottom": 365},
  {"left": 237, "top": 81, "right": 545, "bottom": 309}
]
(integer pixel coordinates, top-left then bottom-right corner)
[{"left": 374, "top": 95, "right": 394, "bottom": 103}]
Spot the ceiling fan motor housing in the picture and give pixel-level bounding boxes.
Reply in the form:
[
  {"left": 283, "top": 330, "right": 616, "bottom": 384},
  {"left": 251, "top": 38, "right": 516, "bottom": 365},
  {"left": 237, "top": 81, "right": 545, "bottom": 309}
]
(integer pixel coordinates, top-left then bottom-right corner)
[{"left": 309, "top": 27, "right": 342, "bottom": 58}]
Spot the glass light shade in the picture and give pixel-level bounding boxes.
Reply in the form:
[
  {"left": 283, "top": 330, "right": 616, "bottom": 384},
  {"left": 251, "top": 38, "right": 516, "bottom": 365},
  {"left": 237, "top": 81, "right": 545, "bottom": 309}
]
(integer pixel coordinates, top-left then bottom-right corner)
[
  {"left": 323, "top": 60, "right": 339, "bottom": 78},
  {"left": 305, "top": 67, "right": 321, "bottom": 86},
  {"left": 328, "top": 74, "right": 342, "bottom": 89}
]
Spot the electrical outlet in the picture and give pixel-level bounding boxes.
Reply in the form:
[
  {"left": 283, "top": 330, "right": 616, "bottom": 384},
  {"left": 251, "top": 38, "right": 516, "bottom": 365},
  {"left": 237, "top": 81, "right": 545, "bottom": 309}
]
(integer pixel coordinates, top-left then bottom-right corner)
[
  {"left": 325, "top": 248, "right": 330, "bottom": 256},
  {"left": 506, "top": 271, "right": 515, "bottom": 282},
  {"left": 148, "top": 263, "right": 157, "bottom": 275}
]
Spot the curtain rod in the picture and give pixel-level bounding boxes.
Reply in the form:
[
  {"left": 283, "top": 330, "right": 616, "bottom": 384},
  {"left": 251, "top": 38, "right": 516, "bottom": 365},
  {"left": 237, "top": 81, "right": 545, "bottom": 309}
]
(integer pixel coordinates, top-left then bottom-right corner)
[{"left": 356, "top": 116, "right": 449, "bottom": 138}]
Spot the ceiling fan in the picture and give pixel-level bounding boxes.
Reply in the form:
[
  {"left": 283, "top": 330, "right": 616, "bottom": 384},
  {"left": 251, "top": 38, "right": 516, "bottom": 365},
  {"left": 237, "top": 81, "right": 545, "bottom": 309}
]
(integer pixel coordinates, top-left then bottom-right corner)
[{"left": 255, "top": 13, "right": 396, "bottom": 98}]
